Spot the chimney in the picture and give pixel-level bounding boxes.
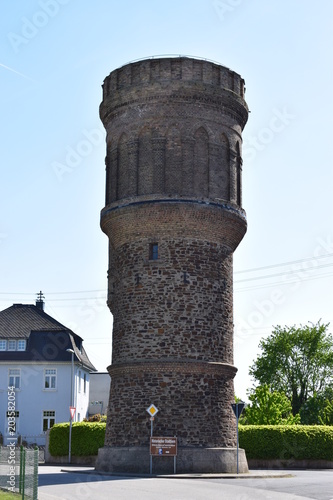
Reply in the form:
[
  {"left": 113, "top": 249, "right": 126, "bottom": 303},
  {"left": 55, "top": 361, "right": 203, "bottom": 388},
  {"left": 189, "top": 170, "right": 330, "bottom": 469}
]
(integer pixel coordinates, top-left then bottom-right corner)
[{"left": 36, "top": 290, "right": 45, "bottom": 311}]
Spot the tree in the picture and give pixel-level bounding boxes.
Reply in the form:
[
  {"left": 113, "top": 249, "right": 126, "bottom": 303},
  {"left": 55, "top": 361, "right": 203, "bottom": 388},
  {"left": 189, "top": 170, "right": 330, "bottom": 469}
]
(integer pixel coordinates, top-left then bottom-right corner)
[
  {"left": 240, "top": 384, "right": 300, "bottom": 425},
  {"left": 249, "top": 321, "right": 333, "bottom": 415},
  {"left": 299, "top": 389, "right": 333, "bottom": 425}
]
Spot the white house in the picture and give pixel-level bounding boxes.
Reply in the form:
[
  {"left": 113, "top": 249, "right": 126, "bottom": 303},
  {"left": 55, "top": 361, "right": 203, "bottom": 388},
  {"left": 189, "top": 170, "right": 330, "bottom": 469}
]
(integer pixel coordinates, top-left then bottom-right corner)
[
  {"left": 0, "top": 298, "right": 96, "bottom": 446},
  {"left": 88, "top": 372, "right": 110, "bottom": 417}
]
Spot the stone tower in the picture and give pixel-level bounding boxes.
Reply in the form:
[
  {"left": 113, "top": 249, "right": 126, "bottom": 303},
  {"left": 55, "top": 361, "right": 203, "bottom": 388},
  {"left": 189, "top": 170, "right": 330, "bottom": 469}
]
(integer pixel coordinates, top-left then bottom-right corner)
[{"left": 96, "top": 56, "right": 249, "bottom": 474}]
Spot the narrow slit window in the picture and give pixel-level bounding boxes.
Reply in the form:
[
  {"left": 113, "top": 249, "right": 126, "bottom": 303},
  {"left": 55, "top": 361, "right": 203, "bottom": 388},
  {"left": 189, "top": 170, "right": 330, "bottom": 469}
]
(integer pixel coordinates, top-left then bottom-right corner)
[{"left": 149, "top": 243, "right": 158, "bottom": 261}]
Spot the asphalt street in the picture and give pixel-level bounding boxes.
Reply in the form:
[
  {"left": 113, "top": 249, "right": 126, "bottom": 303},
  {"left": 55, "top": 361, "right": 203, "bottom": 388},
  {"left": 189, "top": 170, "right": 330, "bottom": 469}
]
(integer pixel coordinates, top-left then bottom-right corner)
[{"left": 35, "top": 466, "right": 333, "bottom": 500}]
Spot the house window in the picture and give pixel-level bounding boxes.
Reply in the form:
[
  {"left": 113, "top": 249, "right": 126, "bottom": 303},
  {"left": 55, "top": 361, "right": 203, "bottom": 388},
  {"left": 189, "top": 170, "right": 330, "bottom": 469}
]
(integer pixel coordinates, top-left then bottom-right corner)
[
  {"left": 9, "top": 369, "right": 20, "bottom": 389},
  {"left": 83, "top": 373, "right": 87, "bottom": 394},
  {"left": 43, "top": 411, "right": 55, "bottom": 432},
  {"left": 149, "top": 243, "right": 158, "bottom": 260},
  {"left": 17, "top": 340, "right": 26, "bottom": 351},
  {"left": 0, "top": 340, "right": 6, "bottom": 351},
  {"left": 78, "top": 370, "right": 81, "bottom": 393},
  {"left": 44, "top": 369, "right": 56, "bottom": 389},
  {"left": 8, "top": 340, "right": 16, "bottom": 351}
]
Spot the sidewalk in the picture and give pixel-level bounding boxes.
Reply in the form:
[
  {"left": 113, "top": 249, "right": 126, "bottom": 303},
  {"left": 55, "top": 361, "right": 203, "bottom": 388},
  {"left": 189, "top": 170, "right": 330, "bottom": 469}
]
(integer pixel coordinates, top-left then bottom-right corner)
[{"left": 58, "top": 465, "right": 294, "bottom": 479}]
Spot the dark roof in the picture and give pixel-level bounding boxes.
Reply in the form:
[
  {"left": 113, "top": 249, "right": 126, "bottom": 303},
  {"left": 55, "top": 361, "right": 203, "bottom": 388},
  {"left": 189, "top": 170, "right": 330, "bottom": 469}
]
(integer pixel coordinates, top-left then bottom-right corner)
[
  {"left": 0, "top": 304, "right": 96, "bottom": 371},
  {"left": 0, "top": 304, "right": 71, "bottom": 338}
]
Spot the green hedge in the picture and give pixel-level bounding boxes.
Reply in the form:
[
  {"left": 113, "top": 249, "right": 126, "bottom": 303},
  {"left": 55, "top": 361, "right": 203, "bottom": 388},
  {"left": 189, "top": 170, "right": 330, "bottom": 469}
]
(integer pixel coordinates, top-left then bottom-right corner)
[
  {"left": 49, "top": 423, "right": 333, "bottom": 461},
  {"left": 49, "top": 422, "right": 106, "bottom": 456},
  {"left": 239, "top": 425, "right": 333, "bottom": 461}
]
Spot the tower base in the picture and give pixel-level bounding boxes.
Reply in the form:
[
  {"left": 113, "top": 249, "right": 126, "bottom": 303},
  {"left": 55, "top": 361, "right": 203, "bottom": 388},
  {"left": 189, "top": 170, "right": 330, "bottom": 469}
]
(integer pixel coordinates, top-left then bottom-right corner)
[{"left": 96, "top": 446, "right": 248, "bottom": 474}]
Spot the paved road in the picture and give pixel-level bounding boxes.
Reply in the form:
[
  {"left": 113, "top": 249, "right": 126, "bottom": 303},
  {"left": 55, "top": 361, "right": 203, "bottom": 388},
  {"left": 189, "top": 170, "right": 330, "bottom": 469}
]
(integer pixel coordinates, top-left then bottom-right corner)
[
  {"left": 213, "top": 470, "right": 333, "bottom": 500},
  {"left": 36, "top": 466, "right": 333, "bottom": 500}
]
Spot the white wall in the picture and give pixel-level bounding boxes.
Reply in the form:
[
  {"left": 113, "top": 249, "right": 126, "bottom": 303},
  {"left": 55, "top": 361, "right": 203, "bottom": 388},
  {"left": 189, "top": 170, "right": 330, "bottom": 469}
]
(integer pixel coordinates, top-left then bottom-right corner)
[
  {"left": 74, "top": 368, "right": 90, "bottom": 422},
  {"left": 0, "top": 362, "right": 91, "bottom": 445},
  {"left": 88, "top": 372, "right": 110, "bottom": 416}
]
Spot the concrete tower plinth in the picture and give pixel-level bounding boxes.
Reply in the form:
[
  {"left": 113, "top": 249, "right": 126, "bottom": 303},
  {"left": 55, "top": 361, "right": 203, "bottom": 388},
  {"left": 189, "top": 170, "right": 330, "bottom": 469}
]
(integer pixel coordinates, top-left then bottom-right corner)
[{"left": 96, "top": 56, "right": 249, "bottom": 474}]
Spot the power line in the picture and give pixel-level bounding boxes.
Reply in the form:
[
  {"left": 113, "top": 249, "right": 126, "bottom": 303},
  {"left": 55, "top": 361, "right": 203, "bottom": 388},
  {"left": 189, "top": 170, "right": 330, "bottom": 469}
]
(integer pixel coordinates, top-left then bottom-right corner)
[
  {"left": 0, "top": 290, "right": 105, "bottom": 296},
  {"left": 235, "top": 271, "right": 333, "bottom": 293},
  {"left": 0, "top": 254, "right": 332, "bottom": 302},
  {"left": 44, "top": 296, "right": 107, "bottom": 302},
  {"left": 234, "top": 262, "right": 333, "bottom": 284},
  {"left": 234, "top": 252, "right": 333, "bottom": 274}
]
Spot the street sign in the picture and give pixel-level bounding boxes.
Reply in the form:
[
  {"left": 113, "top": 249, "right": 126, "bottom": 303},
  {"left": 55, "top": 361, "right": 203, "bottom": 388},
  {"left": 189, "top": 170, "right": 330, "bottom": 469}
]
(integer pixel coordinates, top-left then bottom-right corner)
[
  {"left": 150, "top": 437, "right": 177, "bottom": 456},
  {"left": 69, "top": 406, "right": 76, "bottom": 419},
  {"left": 231, "top": 402, "right": 245, "bottom": 419},
  {"left": 146, "top": 404, "right": 158, "bottom": 417},
  {"left": 231, "top": 401, "right": 245, "bottom": 474}
]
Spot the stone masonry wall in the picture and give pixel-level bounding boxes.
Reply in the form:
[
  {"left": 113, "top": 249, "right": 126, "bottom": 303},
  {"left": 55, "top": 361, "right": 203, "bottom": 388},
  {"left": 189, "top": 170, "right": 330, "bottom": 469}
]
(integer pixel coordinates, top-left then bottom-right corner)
[
  {"left": 109, "top": 238, "right": 234, "bottom": 365},
  {"left": 105, "top": 364, "right": 237, "bottom": 448},
  {"left": 102, "top": 198, "right": 246, "bottom": 449},
  {"left": 101, "top": 201, "right": 247, "bottom": 367}
]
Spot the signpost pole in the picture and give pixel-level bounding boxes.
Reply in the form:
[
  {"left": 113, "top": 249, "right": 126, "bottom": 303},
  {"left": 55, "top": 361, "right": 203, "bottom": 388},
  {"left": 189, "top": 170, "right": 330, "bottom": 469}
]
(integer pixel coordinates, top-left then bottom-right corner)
[
  {"left": 231, "top": 401, "right": 245, "bottom": 475},
  {"left": 236, "top": 412, "right": 239, "bottom": 474},
  {"left": 146, "top": 404, "right": 158, "bottom": 475},
  {"left": 150, "top": 417, "right": 153, "bottom": 475},
  {"left": 66, "top": 348, "right": 75, "bottom": 464}
]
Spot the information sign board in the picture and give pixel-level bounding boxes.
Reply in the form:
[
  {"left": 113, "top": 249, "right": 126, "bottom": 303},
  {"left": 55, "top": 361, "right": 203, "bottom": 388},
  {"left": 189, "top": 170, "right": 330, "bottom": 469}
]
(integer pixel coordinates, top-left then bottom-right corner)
[{"left": 150, "top": 437, "right": 177, "bottom": 456}]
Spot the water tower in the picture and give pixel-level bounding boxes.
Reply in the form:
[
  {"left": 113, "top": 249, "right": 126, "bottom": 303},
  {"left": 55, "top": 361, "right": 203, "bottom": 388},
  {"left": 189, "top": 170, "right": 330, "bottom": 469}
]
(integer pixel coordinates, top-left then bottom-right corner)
[{"left": 96, "top": 56, "right": 249, "bottom": 473}]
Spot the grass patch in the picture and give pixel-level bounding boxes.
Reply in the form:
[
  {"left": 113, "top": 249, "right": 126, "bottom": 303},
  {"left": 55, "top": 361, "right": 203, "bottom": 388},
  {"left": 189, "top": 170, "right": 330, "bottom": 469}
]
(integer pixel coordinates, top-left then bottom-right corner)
[{"left": 0, "top": 489, "right": 21, "bottom": 499}]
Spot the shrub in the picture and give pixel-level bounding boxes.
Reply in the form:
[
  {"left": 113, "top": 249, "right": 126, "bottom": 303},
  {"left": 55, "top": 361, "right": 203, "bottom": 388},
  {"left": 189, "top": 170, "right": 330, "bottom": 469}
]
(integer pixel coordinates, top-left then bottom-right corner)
[
  {"left": 49, "top": 422, "right": 106, "bottom": 456},
  {"left": 83, "top": 413, "right": 107, "bottom": 423},
  {"left": 239, "top": 425, "right": 333, "bottom": 460}
]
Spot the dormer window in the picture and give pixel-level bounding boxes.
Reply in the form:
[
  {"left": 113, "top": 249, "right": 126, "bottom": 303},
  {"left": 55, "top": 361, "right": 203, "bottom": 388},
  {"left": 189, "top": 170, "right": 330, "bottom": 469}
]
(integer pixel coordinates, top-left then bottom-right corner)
[
  {"left": 0, "top": 339, "right": 26, "bottom": 351},
  {"left": 17, "top": 340, "right": 26, "bottom": 351},
  {"left": 8, "top": 340, "right": 16, "bottom": 351}
]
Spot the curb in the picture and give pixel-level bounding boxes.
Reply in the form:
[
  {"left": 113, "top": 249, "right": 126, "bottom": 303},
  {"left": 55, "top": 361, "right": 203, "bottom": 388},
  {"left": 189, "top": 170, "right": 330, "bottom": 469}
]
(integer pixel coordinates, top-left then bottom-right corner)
[{"left": 59, "top": 468, "right": 294, "bottom": 480}]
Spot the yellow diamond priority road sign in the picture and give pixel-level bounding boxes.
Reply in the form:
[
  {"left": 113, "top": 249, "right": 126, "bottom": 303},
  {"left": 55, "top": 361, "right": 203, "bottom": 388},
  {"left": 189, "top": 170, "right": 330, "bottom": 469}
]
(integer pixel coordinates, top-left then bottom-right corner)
[{"left": 146, "top": 404, "right": 158, "bottom": 417}]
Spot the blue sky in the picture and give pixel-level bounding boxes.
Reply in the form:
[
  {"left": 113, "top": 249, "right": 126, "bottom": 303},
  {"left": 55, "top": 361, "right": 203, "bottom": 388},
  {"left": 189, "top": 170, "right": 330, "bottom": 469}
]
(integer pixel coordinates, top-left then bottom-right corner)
[{"left": 0, "top": 0, "right": 332, "bottom": 399}]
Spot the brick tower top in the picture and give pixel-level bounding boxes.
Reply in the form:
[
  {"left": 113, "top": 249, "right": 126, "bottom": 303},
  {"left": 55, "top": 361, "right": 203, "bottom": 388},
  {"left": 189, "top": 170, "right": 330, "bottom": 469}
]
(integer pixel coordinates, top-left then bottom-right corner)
[
  {"left": 100, "top": 56, "right": 248, "bottom": 211},
  {"left": 101, "top": 56, "right": 248, "bottom": 123}
]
